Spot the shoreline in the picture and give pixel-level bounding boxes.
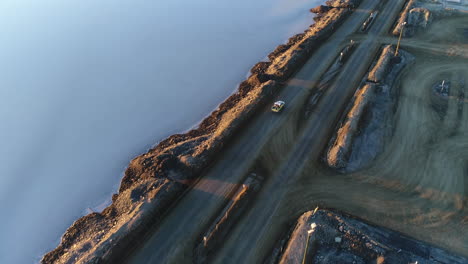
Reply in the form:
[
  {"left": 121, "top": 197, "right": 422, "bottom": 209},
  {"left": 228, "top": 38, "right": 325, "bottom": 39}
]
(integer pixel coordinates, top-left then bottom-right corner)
[{"left": 41, "top": 1, "right": 359, "bottom": 263}]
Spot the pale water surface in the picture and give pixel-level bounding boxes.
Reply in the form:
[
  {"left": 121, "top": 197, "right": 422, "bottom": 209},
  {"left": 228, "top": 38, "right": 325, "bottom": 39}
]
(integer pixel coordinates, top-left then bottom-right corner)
[{"left": 0, "top": 0, "right": 323, "bottom": 263}]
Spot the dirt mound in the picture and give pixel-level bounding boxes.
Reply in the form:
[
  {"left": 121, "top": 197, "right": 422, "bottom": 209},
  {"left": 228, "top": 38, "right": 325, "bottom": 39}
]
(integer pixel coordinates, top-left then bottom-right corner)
[
  {"left": 275, "top": 209, "right": 468, "bottom": 264},
  {"left": 408, "top": 7, "right": 431, "bottom": 28},
  {"left": 392, "top": 0, "right": 437, "bottom": 37},
  {"left": 310, "top": 5, "right": 332, "bottom": 14},
  {"left": 392, "top": 0, "right": 417, "bottom": 36},
  {"left": 325, "top": 45, "right": 415, "bottom": 173},
  {"left": 326, "top": 0, "right": 359, "bottom": 8},
  {"left": 326, "top": 83, "right": 376, "bottom": 169},
  {"left": 368, "top": 45, "right": 396, "bottom": 83}
]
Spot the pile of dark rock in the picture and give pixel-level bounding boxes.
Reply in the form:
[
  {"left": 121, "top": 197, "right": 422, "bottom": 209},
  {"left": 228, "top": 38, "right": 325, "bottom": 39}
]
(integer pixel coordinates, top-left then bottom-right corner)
[{"left": 274, "top": 209, "right": 468, "bottom": 264}]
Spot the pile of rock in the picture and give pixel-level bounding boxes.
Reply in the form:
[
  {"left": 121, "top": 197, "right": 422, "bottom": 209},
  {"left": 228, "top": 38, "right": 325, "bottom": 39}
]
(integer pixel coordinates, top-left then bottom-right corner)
[
  {"left": 408, "top": 7, "right": 432, "bottom": 28},
  {"left": 325, "top": 45, "right": 414, "bottom": 173},
  {"left": 393, "top": 0, "right": 432, "bottom": 37},
  {"left": 274, "top": 209, "right": 468, "bottom": 264}
]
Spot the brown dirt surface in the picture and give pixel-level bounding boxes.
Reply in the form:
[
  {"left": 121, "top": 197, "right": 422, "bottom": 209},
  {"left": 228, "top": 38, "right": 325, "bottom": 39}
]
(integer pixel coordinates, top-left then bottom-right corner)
[
  {"left": 310, "top": 5, "right": 332, "bottom": 14},
  {"left": 41, "top": 2, "right": 356, "bottom": 263}
]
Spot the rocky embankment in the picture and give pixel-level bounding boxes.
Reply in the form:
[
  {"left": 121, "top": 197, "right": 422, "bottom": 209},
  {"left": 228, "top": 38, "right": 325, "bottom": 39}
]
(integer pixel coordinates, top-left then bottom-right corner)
[
  {"left": 326, "top": 45, "right": 414, "bottom": 172},
  {"left": 273, "top": 209, "right": 468, "bottom": 264},
  {"left": 41, "top": 1, "right": 361, "bottom": 263}
]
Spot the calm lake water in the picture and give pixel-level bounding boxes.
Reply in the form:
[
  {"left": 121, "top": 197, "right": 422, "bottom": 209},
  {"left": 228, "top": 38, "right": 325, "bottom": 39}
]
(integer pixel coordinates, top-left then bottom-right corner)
[{"left": 0, "top": 0, "right": 323, "bottom": 263}]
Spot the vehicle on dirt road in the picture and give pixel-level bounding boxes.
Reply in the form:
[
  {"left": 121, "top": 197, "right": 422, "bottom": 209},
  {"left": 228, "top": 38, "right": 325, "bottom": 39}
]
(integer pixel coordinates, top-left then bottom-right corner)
[
  {"left": 339, "top": 40, "right": 356, "bottom": 63},
  {"left": 361, "top": 12, "right": 377, "bottom": 32},
  {"left": 271, "top": 101, "right": 285, "bottom": 113}
]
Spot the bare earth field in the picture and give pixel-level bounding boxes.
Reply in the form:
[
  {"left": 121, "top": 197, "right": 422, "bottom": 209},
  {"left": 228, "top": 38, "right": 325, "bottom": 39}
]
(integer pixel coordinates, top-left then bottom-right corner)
[
  {"left": 43, "top": 1, "right": 468, "bottom": 263},
  {"left": 283, "top": 13, "right": 468, "bottom": 258},
  {"left": 129, "top": 4, "right": 467, "bottom": 264}
]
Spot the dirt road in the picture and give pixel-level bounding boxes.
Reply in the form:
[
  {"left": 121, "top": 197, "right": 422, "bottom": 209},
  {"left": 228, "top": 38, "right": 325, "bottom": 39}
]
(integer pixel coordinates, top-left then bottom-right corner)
[
  {"left": 129, "top": 1, "right": 467, "bottom": 263},
  {"left": 212, "top": 0, "right": 412, "bottom": 262},
  {"left": 128, "top": 1, "right": 405, "bottom": 263}
]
